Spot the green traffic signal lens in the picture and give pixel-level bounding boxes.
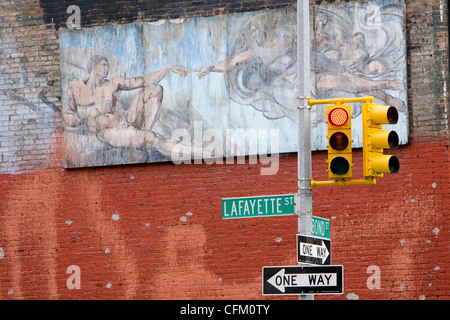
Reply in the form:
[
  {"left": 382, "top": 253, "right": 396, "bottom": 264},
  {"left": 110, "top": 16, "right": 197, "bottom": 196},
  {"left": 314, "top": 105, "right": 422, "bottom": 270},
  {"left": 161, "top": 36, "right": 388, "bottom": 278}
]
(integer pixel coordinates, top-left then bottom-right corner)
[{"left": 330, "top": 156, "right": 350, "bottom": 175}]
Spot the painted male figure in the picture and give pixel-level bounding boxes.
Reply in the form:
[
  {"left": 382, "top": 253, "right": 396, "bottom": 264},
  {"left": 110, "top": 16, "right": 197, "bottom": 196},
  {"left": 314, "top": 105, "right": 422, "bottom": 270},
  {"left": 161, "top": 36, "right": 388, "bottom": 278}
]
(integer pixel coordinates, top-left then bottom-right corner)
[{"left": 63, "top": 55, "right": 205, "bottom": 158}]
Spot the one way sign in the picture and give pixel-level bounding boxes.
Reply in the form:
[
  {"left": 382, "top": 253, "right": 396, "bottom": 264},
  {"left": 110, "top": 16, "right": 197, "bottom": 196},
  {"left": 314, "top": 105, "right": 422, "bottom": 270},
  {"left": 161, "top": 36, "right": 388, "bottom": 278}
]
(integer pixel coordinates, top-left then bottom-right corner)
[
  {"left": 262, "top": 265, "right": 343, "bottom": 295},
  {"left": 297, "top": 234, "right": 331, "bottom": 265}
]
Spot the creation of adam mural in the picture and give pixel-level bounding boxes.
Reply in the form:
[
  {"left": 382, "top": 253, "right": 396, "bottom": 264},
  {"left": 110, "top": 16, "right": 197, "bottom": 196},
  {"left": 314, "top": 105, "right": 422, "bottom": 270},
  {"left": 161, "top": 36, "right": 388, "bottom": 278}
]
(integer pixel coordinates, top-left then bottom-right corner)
[{"left": 60, "top": 0, "right": 407, "bottom": 168}]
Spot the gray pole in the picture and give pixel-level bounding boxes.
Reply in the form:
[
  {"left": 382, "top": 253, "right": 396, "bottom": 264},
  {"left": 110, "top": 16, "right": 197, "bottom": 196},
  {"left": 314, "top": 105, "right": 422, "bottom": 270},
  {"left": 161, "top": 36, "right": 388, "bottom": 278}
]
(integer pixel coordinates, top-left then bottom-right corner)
[{"left": 297, "top": 0, "right": 313, "bottom": 300}]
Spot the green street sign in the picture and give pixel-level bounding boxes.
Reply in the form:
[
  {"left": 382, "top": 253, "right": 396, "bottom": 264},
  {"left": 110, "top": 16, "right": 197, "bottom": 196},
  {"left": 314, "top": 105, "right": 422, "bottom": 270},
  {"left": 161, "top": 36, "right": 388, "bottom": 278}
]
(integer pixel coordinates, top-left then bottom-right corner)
[
  {"left": 222, "top": 194, "right": 295, "bottom": 219},
  {"left": 312, "top": 216, "right": 330, "bottom": 240},
  {"left": 222, "top": 194, "right": 331, "bottom": 239}
]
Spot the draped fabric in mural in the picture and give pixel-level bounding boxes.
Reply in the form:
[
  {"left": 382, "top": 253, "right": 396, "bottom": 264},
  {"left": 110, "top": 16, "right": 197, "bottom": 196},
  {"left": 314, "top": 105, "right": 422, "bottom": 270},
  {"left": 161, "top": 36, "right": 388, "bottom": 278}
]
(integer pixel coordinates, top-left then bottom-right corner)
[{"left": 60, "top": 0, "right": 407, "bottom": 168}]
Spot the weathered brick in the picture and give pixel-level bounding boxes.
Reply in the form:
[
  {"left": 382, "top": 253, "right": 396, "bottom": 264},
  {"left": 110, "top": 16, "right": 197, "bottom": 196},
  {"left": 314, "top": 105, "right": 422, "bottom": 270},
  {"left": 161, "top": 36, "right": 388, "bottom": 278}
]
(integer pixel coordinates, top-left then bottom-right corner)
[{"left": 0, "top": 0, "right": 448, "bottom": 301}]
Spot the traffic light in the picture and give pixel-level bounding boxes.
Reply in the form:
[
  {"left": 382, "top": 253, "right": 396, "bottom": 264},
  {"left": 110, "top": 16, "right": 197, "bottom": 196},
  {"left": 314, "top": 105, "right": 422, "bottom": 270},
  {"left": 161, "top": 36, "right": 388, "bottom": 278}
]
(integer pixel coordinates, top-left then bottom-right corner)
[
  {"left": 362, "top": 103, "right": 400, "bottom": 178},
  {"left": 326, "top": 104, "right": 352, "bottom": 179}
]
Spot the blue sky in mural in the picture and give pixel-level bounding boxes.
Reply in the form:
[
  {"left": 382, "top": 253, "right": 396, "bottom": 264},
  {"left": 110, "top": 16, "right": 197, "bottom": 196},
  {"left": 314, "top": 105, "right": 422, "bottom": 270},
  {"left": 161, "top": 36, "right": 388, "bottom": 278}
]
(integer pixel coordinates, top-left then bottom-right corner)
[{"left": 60, "top": 23, "right": 144, "bottom": 77}]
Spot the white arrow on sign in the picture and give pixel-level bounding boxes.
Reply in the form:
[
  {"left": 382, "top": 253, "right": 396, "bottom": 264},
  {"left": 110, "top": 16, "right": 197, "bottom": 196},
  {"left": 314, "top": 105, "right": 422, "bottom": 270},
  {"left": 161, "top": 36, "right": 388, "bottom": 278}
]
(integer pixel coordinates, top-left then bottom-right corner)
[
  {"left": 267, "top": 268, "right": 337, "bottom": 293},
  {"left": 298, "top": 240, "right": 330, "bottom": 264}
]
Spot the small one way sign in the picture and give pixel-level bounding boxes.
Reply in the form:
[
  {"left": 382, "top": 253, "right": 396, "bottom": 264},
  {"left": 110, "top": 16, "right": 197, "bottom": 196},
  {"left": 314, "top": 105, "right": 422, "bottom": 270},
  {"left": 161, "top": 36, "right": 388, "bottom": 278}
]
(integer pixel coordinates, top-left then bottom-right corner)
[
  {"left": 297, "top": 234, "right": 331, "bottom": 265},
  {"left": 262, "top": 265, "right": 343, "bottom": 295}
]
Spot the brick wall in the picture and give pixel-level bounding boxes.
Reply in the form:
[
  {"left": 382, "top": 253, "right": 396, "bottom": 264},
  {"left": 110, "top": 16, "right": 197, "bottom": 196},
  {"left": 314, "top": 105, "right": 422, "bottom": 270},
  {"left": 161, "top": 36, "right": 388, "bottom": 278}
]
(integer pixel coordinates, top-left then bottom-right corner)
[
  {"left": 406, "top": 0, "right": 449, "bottom": 141},
  {"left": 0, "top": 0, "right": 61, "bottom": 173},
  {"left": 0, "top": 0, "right": 449, "bottom": 300}
]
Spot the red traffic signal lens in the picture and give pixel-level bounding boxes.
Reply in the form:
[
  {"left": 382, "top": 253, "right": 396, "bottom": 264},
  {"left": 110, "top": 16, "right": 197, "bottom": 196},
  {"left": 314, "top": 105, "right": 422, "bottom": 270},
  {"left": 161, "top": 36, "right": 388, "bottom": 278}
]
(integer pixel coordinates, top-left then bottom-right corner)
[
  {"left": 329, "top": 132, "right": 349, "bottom": 151},
  {"left": 328, "top": 107, "right": 349, "bottom": 126}
]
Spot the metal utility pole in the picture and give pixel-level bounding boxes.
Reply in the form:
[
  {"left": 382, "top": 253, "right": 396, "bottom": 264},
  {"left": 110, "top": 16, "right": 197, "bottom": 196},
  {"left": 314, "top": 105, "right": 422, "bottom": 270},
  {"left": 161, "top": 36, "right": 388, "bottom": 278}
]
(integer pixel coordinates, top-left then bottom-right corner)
[{"left": 297, "top": 0, "right": 313, "bottom": 300}]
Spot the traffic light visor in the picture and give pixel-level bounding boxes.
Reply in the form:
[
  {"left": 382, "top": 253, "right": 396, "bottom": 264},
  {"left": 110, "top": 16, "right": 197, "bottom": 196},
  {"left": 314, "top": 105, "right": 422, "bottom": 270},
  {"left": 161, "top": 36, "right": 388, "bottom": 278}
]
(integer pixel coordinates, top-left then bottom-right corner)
[
  {"left": 389, "top": 156, "right": 400, "bottom": 173},
  {"left": 387, "top": 131, "right": 399, "bottom": 149},
  {"left": 371, "top": 155, "right": 400, "bottom": 174},
  {"left": 387, "top": 106, "right": 398, "bottom": 124},
  {"left": 371, "top": 105, "right": 399, "bottom": 124},
  {"left": 371, "top": 130, "right": 399, "bottom": 149},
  {"left": 328, "top": 107, "right": 349, "bottom": 126}
]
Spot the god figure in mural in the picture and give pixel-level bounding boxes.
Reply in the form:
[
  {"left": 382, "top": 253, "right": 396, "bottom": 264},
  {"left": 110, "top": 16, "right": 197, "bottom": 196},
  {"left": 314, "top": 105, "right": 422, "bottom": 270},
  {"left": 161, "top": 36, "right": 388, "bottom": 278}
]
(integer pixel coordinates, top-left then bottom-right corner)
[
  {"left": 312, "top": 11, "right": 405, "bottom": 113},
  {"left": 196, "top": 8, "right": 406, "bottom": 124},
  {"left": 197, "top": 11, "right": 299, "bottom": 122},
  {"left": 62, "top": 55, "right": 205, "bottom": 158}
]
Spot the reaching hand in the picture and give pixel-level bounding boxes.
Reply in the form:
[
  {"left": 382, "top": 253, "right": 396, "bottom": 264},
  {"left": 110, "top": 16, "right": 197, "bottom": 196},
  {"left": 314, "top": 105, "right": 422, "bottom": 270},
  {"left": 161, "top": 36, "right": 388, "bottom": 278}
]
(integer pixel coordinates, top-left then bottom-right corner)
[
  {"left": 196, "top": 66, "right": 213, "bottom": 79},
  {"left": 169, "top": 65, "right": 188, "bottom": 77}
]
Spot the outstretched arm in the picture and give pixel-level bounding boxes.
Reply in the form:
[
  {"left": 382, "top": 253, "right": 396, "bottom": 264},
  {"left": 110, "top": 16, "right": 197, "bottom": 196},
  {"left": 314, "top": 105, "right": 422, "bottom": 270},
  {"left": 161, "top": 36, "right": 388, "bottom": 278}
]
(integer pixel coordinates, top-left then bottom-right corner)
[
  {"left": 113, "top": 65, "right": 188, "bottom": 90},
  {"left": 143, "top": 65, "right": 188, "bottom": 85},
  {"left": 197, "top": 49, "right": 254, "bottom": 79}
]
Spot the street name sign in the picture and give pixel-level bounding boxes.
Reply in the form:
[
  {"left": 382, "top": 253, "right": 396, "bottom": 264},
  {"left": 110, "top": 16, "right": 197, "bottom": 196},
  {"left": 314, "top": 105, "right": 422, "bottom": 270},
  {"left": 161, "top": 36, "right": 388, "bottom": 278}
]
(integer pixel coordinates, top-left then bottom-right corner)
[
  {"left": 262, "top": 265, "right": 343, "bottom": 295},
  {"left": 311, "top": 216, "right": 330, "bottom": 239},
  {"left": 222, "top": 194, "right": 295, "bottom": 219},
  {"left": 297, "top": 234, "right": 331, "bottom": 265},
  {"left": 222, "top": 194, "right": 332, "bottom": 232}
]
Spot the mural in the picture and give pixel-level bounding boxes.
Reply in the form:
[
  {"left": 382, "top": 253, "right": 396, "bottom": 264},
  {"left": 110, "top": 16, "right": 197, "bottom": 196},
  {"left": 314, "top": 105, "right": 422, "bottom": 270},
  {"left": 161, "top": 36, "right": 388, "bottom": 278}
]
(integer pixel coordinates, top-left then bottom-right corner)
[{"left": 60, "top": 0, "right": 407, "bottom": 168}]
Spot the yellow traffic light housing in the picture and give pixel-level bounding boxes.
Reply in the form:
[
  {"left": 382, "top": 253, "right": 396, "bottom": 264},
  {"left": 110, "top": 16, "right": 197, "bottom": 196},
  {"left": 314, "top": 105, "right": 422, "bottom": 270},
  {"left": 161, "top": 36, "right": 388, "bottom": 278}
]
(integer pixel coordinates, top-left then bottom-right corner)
[
  {"left": 326, "top": 104, "right": 352, "bottom": 179},
  {"left": 308, "top": 96, "right": 400, "bottom": 187},
  {"left": 362, "top": 102, "right": 400, "bottom": 178}
]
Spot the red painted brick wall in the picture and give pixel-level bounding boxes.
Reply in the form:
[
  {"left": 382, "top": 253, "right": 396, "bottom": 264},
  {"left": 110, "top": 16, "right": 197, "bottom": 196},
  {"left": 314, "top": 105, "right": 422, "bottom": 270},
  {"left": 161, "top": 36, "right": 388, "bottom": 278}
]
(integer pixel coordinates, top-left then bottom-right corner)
[
  {"left": 0, "top": 139, "right": 448, "bottom": 300},
  {"left": 0, "top": 0, "right": 449, "bottom": 300}
]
